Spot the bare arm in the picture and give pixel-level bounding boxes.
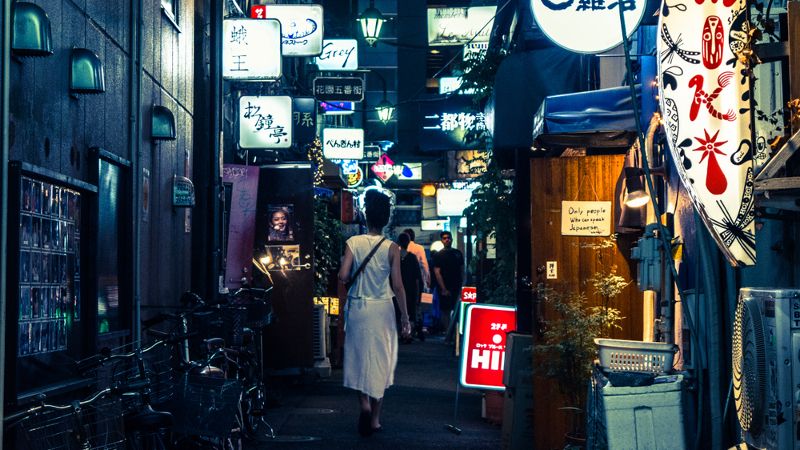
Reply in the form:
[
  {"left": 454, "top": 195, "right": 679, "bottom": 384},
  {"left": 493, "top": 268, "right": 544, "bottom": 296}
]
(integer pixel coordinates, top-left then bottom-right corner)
[
  {"left": 390, "top": 244, "right": 411, "bottom": 337},
  {"left": 338, "top": 244, "right": 354, "bottom": 285},
  {"left": 434, "top": 266, "right": 449, "bottom": 297}
]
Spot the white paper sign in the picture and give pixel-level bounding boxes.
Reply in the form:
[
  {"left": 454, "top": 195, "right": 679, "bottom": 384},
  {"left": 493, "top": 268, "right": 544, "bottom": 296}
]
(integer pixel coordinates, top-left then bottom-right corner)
[
  {"left": 262, "top": 4, "right": 324, "bottom": 56},
  {"left": 546, "top": 261, "right": 558, "bottom": 279},
  {"left": 239, "top": 96, "right": 293, "bottom": 148},
  {"left": 427, "top": 6, "right": 495, "bottom": 46},
  {"left": 560, "top": 201, "right": 612, "bottom": 236},
  {"left": 223, "top": 18, "right": 282, "bottom": 80},
  {"left": 315, "top": 39, "right": 358, "bottom": 71},
  {"left": 323, "top": 128, "right": 364, "bottom": 160},
  {"left": 530, "top": 0, "right": 647, "bottom": 54}
]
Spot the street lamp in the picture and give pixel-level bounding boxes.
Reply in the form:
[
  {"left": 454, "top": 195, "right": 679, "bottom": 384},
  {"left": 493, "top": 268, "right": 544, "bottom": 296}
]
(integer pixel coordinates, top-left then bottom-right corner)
[
  {"left": 358, "top": 0, "right": 386, "bottom": 47},
  {"left": 376, "top": 98, "right": 394, "bottom": 123}
]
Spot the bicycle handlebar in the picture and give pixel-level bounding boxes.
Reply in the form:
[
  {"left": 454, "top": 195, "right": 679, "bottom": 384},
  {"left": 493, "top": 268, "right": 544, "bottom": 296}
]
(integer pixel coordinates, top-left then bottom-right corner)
[{"left": 4, "top": 387, "right": 114, "bottom": 425}]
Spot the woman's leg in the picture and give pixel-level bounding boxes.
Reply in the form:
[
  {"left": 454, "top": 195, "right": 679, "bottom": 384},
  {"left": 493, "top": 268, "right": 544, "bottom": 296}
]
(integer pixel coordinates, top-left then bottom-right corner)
[
  {"left": 359, "top": 393, "right": 371, "bottom": 412},
  {"left": 369, "top": 397, "right": 383, "bottom": 429}
]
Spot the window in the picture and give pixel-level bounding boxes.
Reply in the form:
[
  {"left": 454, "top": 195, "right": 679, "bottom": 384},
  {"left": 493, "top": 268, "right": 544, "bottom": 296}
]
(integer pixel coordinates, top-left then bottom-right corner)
[{"left": 161, "top": 0, "right": 180, "bottom": 30}]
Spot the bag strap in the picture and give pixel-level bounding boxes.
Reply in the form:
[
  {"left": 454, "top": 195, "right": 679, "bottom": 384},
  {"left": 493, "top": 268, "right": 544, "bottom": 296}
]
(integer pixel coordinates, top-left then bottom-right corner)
[{"left": 347, "top": 237, "right": 387, "bottom": 291}]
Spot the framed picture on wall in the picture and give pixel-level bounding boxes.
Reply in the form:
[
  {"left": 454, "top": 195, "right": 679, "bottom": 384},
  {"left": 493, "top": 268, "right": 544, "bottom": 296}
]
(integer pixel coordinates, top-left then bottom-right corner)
[{"left": 266, "top": 204, "right": 295, "bottom": 243}]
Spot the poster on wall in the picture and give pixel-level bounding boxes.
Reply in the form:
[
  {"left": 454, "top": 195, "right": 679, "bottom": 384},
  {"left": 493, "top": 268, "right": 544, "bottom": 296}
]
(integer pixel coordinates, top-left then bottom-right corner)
[
  {"left": 222, "top": 165, "right": 259, "bottom": 289},
  {"left": 266, "top": 204, "right": 295, "bottom": 242},
  {"left": 658, "top": 0, "right": 756, "bottom": 265}
]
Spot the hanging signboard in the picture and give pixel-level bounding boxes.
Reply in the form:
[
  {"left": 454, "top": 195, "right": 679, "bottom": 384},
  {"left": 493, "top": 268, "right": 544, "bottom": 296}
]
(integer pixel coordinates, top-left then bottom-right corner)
[
  {"left": 421, "top": 97, "right": 488, "bottom": 152},
  {"left": 323, "top": 128, "right": 364, "bottom": 160},
  {"left": 438, "top": 77, "right": 476, "bottom": 95},
  {"left": 427, "top": 6, "right": 495, "bottom": 46},
  {"left": 315, "top": 39, "right": 358, "bottom": 71},
  {"left": 172, "top": 176, "right": 195, "bottom": 207},
  {"left": 394, "top": 163, "right": 422, "bottom": 181},
  {"left": 313, "top": 77, "right": 365, "bottom": 102},
  {"left": 223, "top": 18, "right": 282, "bottom": 81},
  {"left": 371, "top": 154, "right": 395, "bottom": 182},
  {"left": 239, "top": 96, "right": 293, "bottom": 149},
  {"left": 421, "top": 219, "right": 449, "bottom": 231},
  {"left": 658, "top": 0, "right": 755, "bottom": 266},
  {"left": 530, "top": 0, "right": 647, "bottom": 54},
  {"left": 560, "top": 201, "right": 612, "bottom": 236},
  {"left": 460, "top": 304, "right": 517, "bottom": 390},
  {"left": 463, "top": 42, "right": 489, "bottom": 61},
  {"left": 292, "top": 97, "right": 317, "bottom": 146},
  {"left": 250, "top": 4, "right": 324, "bottom": 57},
  {"left": 340, "top": 166, "right": 364, "bottom": 188},
  {"left": 436, "top": 183, "right": 478, "bottom": 217},
  {"left": 363, "top": 145, "right": 382, "bottom": 161},
  {"left": 320, "top": 101, "right": 355, "bottom": 115},
  {"left": 340, "top": 159, "right": 360, "bottom": 175},
  {"left": 448, "top": 150, "right": 488, "bottom": 179}
]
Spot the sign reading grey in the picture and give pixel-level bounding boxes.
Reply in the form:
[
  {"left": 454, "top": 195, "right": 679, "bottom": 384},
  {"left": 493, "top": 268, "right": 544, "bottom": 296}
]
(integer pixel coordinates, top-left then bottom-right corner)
[
  {"left": 292, "top": 97, "right": 317, "bottom": 146},
  {"left": 313, "top": 77, "right": 364, "bottom": 102}
]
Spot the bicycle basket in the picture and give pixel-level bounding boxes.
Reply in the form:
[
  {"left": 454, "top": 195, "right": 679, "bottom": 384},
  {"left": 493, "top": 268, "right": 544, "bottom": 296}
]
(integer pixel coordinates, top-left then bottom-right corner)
[
  {"left": 16, "top": 396, "right": 125, "bottom": 450},
  {"left": 161, "top": 375, "right": 242, "bottom": 439}
]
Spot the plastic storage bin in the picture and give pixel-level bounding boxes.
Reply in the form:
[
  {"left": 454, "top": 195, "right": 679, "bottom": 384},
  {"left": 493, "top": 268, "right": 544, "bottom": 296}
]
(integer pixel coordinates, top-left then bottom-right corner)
[
  {"left": 595, "top": 338, "right": 677, "bottom": 374},
  {"left": 601, "top": 374, "right": 688, "bottom": 450}
]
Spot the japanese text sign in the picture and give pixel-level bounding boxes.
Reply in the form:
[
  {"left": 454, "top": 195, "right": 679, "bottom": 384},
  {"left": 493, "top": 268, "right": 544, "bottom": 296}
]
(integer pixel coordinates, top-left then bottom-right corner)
[
  {"left": 531, "top": 0, "right": 647, "bottom": 53},
  {"left": 313, "top": 77, "right": 365, "bottom": 102},
  {"left": 239, "top": 96, "right": 293, "bottom": 149},
  {"left": 251, "top": 4, "right": 324, "bottom": 56},
  {"left": 460, "top": 304, "right": 517, "bottom": 390},
  {"left": 420, "top": 97, "right": 487, "bottom": 151},
  {"left": 427, "top": 6, "right": 495, "bottom": 46},
  {"left": 323, "top": 128, "right": 364, "bottom": 160},
  {"left": 292, "top": 97, "right": 317, "bottom": 146},
  {"left": 315, "top": 39, "right": 358, "bottom": 71},
  {"left": 223, "top": 18, "right": 282, "bottom": 81},
  {"left": 560, "top": 201, "right": 612, "bottom": 236},
  {"left": 371, "top": 154, "right": 395, "bottom": 182}
]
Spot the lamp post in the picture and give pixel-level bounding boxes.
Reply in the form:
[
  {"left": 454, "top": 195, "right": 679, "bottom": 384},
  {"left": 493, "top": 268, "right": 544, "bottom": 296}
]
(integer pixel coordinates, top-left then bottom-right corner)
[{"left": 357, "top": 0, "right": 386, "bottom": 47}]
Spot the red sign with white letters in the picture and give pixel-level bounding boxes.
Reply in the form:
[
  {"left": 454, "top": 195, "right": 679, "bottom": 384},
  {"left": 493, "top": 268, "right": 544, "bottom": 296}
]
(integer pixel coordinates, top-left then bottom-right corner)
[
  {"left": 250, "top": 5, "right": 266, "bottom": 18},
  {"left": 459, "top": 304, "right": 516, "bottom": 390},
  {"left": 461, "top": 286, "right": 477, "bottom": 303}
]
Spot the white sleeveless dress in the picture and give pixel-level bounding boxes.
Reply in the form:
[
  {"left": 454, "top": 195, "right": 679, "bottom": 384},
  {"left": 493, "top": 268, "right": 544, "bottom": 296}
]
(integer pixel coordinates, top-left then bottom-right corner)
[{"left": 343, "top": 234, "right": 397, "bottom": 399}]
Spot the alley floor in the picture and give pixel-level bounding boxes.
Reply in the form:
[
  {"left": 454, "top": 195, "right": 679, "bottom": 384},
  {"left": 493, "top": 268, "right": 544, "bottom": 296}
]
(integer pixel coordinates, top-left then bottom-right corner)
[{"left": 251, "top": 336, "right": 503, "bottom": 449}]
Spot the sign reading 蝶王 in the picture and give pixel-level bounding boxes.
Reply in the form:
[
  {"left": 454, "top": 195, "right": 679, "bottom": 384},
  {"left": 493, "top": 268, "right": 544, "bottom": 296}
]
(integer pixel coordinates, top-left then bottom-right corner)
[
  {"left": 313, "top": 77, "right": 365, "bottom": 102},
  {"left": 315, "top": 39, "right": 358, "bottom": 71},
  {"left": 239, "top": 96, "right": 292, "bottom": 149},
  {"left": 530, "top": 0, "right": 647, "bottom": 54},
  {"left": 460, "top": 304, "right": 517, "bottom": 390},
  {"left": 250, "top": 4, "right": 324, "bottom": 57},
  {"left": 560, "top": 201, "right": 612, "bottom": 236},
  {"left": 223, "top": 18, "right": 282, "bottom": 80},
  {"left": 323, "top": 128, "right": 364, "bottom": 160}
]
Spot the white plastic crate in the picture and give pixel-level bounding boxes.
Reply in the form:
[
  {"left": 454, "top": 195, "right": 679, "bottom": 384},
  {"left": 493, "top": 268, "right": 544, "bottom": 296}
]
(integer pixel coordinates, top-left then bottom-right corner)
[{"left": 594, "top": 338, "right": 677, "bottom": 374}]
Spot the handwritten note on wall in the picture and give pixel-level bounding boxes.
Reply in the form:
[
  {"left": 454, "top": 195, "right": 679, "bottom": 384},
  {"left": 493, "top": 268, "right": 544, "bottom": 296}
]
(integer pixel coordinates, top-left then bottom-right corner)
[{"left": 560, "top": 201, "right": 612, "bottom": 236}]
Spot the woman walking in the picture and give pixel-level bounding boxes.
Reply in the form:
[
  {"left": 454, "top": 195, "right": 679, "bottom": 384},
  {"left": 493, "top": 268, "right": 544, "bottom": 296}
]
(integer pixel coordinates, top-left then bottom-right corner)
[{"left": 338, "top": 188, "right": 411, "bottom": 437}]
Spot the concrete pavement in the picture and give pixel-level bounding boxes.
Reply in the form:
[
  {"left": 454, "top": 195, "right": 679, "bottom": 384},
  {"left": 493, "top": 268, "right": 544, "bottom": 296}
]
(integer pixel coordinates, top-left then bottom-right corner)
[{"left": 251, "top": 336, "right": 503, "bottom": 449}]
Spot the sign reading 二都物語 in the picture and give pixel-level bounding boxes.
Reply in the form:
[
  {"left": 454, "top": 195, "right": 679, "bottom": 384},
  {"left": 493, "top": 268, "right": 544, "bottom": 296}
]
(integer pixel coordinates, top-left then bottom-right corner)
[
  {"left": 560, "top": 201, "right": 612, "bottom": 236},
  {"left": 239, "top": 96, "right": 293, "bottom": 149},
  {"left": 530, "top": 0, "right": 647, "bottom": 54},
  {"left": 223, "top": 18, "right": 282, "bottom": 80}
]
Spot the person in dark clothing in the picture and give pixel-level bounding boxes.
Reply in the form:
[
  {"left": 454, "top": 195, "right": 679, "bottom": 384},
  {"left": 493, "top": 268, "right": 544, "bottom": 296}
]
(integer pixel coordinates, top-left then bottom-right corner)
[
  {"left": 397, "top": 233, "right": 421, "bottom": 343},
  {"left": 432, "top": 231, "right": 463, "bottom": 335}
]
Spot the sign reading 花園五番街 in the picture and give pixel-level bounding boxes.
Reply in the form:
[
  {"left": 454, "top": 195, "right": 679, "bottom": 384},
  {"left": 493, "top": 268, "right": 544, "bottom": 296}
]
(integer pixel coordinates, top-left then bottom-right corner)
[
  {"left": 250, "top": 4, "right": 324, "bottom": 57},
  {"left": 560, "top": 201, "right": 612, "bottom": 236},
  {"left": 313, "top": 77, "right": 365, "bottom": 102},
  {"left": 222, "top": 18, "right": 281, "bottom": 80},
  {"left": 530, "top": 0, "right": 647, "bottom": 54}
]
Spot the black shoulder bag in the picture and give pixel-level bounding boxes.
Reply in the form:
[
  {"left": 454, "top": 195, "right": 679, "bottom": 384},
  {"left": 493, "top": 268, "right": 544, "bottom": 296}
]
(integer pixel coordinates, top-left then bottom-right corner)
[{"left": 345, "top": 237, "right": 387, "bottom": 292}]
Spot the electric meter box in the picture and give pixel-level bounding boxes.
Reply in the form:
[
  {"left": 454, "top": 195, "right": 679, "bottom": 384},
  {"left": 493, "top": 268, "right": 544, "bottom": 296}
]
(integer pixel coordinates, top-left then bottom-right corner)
[{"left": 602, "top": 374, "right": 689, "bottom": 450}]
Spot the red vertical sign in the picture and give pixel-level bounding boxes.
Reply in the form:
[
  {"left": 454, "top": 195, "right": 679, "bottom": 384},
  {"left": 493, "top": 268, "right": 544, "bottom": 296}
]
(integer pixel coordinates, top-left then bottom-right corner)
[
  {"left": 250, "top": 5, "right": 266, "bottom": 18},
  {"left": 459, "top": 304, "right": 516, "bottom": 390}
]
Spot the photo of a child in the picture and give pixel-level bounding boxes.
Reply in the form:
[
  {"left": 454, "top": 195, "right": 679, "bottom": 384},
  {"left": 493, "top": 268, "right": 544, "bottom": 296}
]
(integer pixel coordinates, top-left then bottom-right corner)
[{"left": 267, "top": 205, "right": 295, "bottom": 242}]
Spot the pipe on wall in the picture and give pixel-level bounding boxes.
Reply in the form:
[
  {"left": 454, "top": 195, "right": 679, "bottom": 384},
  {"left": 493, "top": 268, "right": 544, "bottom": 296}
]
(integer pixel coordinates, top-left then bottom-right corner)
[
  {"left": 129, "top": 0, "right": 143, "bottom": 342},
  {"left": 0, "top": 0, "right": 12, "bottom": 437}
]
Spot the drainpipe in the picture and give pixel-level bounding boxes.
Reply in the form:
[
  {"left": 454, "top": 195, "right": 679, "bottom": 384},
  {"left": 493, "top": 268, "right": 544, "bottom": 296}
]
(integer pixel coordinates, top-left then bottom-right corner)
[
  {"left": 129, "top": 0, "right": 143, "bottom": 343},
  {"left": 210, "top": 0, "right": 223, "bottom": 300},
  {"left": 1, "top": 0, "right": 12, "bottom": 437}
]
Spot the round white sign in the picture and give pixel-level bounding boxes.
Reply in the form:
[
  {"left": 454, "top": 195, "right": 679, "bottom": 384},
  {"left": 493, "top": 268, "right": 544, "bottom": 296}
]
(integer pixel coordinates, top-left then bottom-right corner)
[{"left": 531, "top": 0, "right": 648, "bottom": 54}]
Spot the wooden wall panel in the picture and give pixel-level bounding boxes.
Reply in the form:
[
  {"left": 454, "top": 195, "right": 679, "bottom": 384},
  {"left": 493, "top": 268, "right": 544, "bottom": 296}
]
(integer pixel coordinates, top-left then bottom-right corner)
[{"left": 530, "top": 154, "right": 644, "bottom": 449}]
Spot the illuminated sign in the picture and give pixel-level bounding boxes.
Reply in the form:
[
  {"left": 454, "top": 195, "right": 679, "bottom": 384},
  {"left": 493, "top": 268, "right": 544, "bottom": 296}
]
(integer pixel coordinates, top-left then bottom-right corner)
[
  {"left": 458, "top": 286, "right": 478, "bottom": 334},
  {"left": 436, "top": 183, "right": 477, "bottom": 217},
  {"left": 323, "top": 128, "right": 364, "bottom": 160},
  {"left": 463, "top": 42, "right": 488, "bottom": 61},
  {"left": 421, "top": 97, "right": 488, "bottom": 151},
  {"left": 531, "top": 0, "right": 647, "bottom": 54},
  {"left": 320, "top": 101, "right": 355, "bottom": 115},
  {"left": 251, "top": 4, "right": 324, "bottom": 56},
  {"left": 427, "top": 6, "right": 496, "bottom": 46},
  {"left": 448, "top": 150, "right": 488, "bottom": 179},
  {"left": 420, "top": 219, "right": 449, "bottom": 231},
  {"left": 341, "top": 166, "right": 364, "bottom": 188},
  {"left": 292, "top": 97, "right": 317, "bottom": 146},
  {"left": 371, "top": 154, "right": 395, "bottom": 182},
  {"left": 394, "top": 163, "right": 422, "bottom": 181},
  {"left": 223, "top": 18, "right": 282, "bottom": 81},
  {"left": 313, "top": 77, "right": 365, "bottom": 102},
  {"left": 239, "top": 96, "right": 292, "bottom": 149},
  {"left": 438, "top": 77, "right": 476, "bottom": 95},
  {"left": 658, "top": 0, "right": 755, "bottom": 265},
  {"left": 460, "top": 304, "right": 516, "bottom": 390},
  {"left": 314, "top": 39, "right": 358, "bottom": 71}
]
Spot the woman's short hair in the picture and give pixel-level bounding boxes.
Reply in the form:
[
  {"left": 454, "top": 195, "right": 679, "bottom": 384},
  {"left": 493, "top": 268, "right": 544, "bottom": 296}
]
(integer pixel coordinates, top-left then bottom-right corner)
[{"left": 364, "top": 189, "right": 391, "bottom": 230}]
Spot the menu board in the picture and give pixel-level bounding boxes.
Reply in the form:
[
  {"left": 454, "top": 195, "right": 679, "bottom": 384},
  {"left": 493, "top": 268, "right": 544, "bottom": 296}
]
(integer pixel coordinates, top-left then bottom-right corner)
[{"left": 17, "top": 176, "right": 81, "bottom": 357}]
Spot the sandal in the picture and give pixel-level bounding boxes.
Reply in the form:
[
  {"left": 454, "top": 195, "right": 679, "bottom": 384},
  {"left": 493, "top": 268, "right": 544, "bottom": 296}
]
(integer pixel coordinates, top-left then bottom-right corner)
[{"left": 358, "top": 411, "right": 373, "bottom": 437}]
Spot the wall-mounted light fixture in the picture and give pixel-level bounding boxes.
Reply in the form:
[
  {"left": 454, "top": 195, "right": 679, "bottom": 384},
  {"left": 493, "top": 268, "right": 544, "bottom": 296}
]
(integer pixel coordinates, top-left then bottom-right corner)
[
  {"left": 421, "top": 184, "right": 437, "bottom": 197},
  {"left": 357, "top": 0, "right": 386, "bottom": 47},
  {"left": 12, "top": 2, "right": 53, "bottom": 56},
  {"left": 70, "top": 48, "right": 105, "bottom": 94},
  {"left": 151, "top": 105, "right": 177, "bottom": 140},
  {"left": 623, "top": 167, "right": 649, "bottom": 208}
]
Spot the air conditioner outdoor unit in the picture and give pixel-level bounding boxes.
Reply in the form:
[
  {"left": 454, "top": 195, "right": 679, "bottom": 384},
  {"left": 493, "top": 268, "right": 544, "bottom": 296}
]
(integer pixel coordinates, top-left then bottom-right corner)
[
  {"left": 732, "top": 288, "right": 800, "bottom": 450},
  {"left": 312, "top": 304, "right": 331, "bottom": 377}
]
